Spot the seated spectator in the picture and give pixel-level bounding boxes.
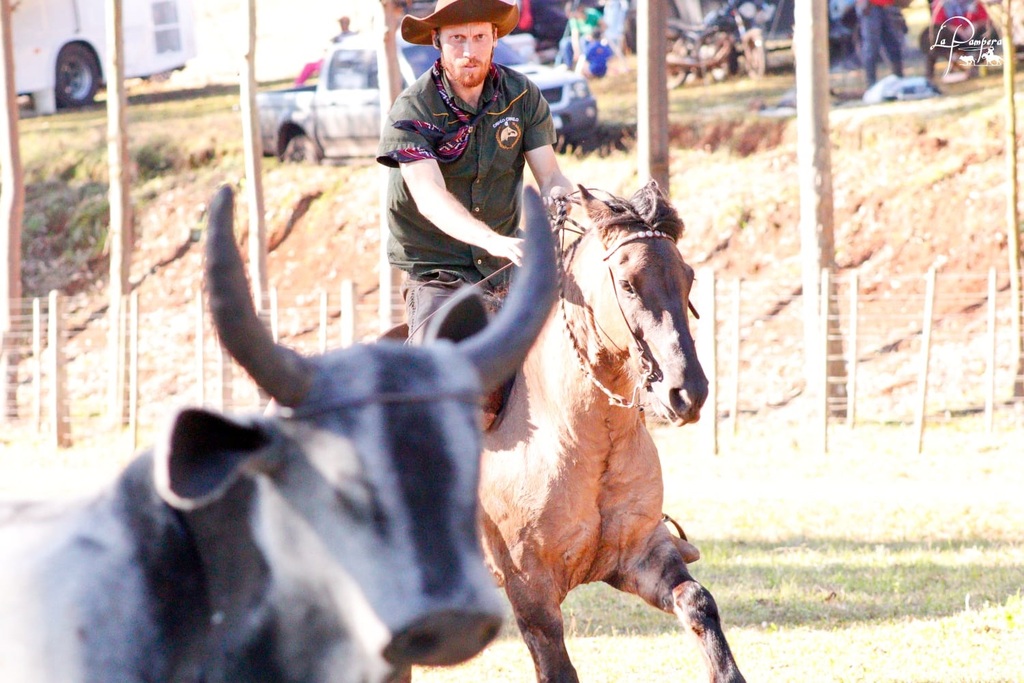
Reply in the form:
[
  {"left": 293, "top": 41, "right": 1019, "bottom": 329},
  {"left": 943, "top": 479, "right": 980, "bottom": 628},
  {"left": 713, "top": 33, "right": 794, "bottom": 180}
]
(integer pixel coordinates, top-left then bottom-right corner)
[
  {"left": 556, "top": 2, "right": 604, "bottom": 69},
  {"left": 579, "top": 28, "right": 614, "bottom": 78}
]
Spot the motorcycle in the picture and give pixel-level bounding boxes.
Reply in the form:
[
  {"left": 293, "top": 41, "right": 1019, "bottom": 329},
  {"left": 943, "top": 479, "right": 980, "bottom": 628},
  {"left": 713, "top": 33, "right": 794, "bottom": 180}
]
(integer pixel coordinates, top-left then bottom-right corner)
[{"left": 665, "top": 0, "right": 777, "bottom": 88}]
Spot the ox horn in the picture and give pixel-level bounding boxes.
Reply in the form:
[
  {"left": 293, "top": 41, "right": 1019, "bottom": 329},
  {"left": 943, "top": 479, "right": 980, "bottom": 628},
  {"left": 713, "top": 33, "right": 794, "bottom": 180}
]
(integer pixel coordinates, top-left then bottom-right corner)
[
  {"left": 204, "top": 186, "right": 314, "bottom": 407},
  {"left": 458, "top": 187, "right": 558, "bottom": 391}
]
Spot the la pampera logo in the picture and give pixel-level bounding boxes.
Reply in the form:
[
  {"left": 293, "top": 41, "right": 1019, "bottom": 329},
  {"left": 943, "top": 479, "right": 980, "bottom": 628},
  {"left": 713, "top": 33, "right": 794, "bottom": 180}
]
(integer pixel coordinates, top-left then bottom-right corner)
[{"left": 930, "top": 16, "right": 1004, "bottom": 76}]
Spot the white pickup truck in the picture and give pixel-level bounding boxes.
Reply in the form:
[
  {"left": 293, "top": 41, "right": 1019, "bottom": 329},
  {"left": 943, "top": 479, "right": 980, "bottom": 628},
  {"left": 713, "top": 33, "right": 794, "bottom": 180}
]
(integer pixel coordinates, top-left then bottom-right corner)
[{"left": 257, "top": 34, "right": 598, "bottom": 164}]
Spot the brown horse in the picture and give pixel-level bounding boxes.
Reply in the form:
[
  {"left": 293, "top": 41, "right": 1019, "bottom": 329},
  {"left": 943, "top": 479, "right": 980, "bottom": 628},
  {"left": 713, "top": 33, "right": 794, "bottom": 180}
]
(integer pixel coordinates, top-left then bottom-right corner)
[{"left": 479, "top": 182, "right": 745, "bottom": 682}]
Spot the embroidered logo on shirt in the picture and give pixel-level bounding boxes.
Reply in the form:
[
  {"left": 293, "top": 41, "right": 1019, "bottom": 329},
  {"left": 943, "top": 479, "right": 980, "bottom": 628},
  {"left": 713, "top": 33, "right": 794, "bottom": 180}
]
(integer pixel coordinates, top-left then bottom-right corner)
[{"left": 495, "top": 120, "right": 522, "bottom": 150}]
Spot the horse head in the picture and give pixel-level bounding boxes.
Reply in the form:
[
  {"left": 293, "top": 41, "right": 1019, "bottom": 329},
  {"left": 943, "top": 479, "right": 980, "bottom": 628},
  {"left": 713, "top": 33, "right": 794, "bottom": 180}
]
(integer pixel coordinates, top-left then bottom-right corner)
[{"left": 569, "top": 182, "right": 708, "bottom": 425}]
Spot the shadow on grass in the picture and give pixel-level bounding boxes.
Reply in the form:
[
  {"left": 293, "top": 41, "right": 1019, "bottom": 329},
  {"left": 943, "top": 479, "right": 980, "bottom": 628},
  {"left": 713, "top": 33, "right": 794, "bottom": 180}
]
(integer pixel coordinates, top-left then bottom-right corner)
[{"left": 557, "top": 537, "right": 1022, "bottom": 637}]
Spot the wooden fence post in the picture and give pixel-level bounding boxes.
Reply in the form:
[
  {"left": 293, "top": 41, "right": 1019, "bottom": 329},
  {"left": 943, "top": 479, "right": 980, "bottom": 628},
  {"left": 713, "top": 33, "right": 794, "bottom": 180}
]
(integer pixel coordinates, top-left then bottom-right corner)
[
  {"left": 819, "top": 268, "right": 830, "bottom": 454},
  {"left": 729, "top": 278, "right": 741, "bottom": 435},
  {"left": 340, "top": 280, "right": 356, "bottom": 347},
  {"left": 697, "top": 267, "right": 718, "bottom": 455},
  {"left": 985, "top": 267, "right": 997, "bottom": 432},
  {"left": 914, "top": 268, "right": 937, "bottom": 454},
  {"left": 47, "top": 290, "right": 70, "bottom": 448},
  {"left": 129, "top": 290, "right": 139, "bottom": 452},
  {"left": 846, "top": 270, "right": 859, "bottom": 427},
  {"left": 32, "top": 297, "right": 41, "bottom": 430}
]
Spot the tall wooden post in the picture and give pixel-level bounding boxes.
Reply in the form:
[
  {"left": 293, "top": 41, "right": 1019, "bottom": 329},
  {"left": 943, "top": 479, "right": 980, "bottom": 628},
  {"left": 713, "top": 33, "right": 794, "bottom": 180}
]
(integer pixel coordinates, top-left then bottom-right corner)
[
  {"left": 106, "top": 0, "right": 133, "bottom": 427},
  {"left": 636, "top": 0, "right": 669, "bottom": 193},
  {"left": 1, "top": 0, "right": 25, "bottom": 421},
  {"left": 242, "top": 0, "right": 268, "bottom": 315},
  {"left": 377, "top": 0, "right": 405, "bottom": 333},
  {"left": 794, "top": 0, "right": 844, "bottom": 423}
]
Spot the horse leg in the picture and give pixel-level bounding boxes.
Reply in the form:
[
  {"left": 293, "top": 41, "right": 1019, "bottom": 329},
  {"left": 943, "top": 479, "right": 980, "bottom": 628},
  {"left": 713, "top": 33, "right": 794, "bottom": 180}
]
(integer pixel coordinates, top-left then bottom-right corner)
[
  {"left": 504, "top": 575, "right": 580, "bottom": 683},
  {"left": 609, "top": 537, "right": 745, "bottom": 683}
]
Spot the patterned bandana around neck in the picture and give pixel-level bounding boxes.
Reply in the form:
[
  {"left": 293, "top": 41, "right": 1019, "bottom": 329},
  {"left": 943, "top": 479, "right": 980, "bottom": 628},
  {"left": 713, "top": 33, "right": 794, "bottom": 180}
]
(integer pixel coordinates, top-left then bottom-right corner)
[{"left": 388, "top": 60, "right": 502, "bottom": 164}]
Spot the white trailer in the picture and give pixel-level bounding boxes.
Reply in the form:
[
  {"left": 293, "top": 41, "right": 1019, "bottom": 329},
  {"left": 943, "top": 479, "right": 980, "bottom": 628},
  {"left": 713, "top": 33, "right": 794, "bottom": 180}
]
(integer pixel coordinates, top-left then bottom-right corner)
[{"left": 11, "top": 0, "right": 196, "bottom": 114}]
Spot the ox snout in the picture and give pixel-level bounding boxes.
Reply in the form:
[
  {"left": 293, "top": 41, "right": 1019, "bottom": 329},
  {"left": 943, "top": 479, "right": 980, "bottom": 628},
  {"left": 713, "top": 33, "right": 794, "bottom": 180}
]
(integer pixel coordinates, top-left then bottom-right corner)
[{"left": 384, "top": 608, "right": 503, "bottom": 668}]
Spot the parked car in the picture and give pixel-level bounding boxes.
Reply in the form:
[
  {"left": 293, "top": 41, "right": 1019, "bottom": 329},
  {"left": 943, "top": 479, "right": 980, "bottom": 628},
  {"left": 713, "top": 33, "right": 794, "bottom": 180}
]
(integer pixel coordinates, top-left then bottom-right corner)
[{"left": 257, "top": 34, "right": 598, "bottom": 164}]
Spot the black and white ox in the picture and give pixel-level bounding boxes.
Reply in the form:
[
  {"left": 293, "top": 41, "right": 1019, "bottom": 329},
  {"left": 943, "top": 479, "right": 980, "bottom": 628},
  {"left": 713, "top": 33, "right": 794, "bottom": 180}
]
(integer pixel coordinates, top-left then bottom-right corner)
[{"left": 0, "top": 185, "right": 558, "bottom": 683}]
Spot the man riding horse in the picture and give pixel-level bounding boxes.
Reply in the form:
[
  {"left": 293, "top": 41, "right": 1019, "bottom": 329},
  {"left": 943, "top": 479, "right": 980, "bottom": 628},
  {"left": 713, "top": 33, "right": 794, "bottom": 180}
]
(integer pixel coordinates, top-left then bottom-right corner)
[{"left": 376, "top": 0, "right": 573, "bottom": 425}]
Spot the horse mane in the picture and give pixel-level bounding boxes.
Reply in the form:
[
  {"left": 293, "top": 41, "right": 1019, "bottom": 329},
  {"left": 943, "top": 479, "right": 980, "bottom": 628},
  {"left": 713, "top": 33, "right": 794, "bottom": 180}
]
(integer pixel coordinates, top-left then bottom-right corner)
[{"left": 589, "top": 183, "right": 685, "bottom": 242}]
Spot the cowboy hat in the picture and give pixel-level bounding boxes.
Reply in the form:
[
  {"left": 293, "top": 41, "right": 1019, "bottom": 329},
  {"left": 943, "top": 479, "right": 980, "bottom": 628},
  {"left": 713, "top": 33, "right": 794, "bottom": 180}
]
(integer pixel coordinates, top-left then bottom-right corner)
[{"left": 401, "top": 0, "right": 520, "bottom": 46}]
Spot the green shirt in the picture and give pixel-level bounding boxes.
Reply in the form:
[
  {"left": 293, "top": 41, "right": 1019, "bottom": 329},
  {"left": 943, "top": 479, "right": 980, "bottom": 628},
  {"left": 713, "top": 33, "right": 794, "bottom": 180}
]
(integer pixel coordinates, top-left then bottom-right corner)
[{"left": 376, "top": 64, "right": 556, "bottom": 282}]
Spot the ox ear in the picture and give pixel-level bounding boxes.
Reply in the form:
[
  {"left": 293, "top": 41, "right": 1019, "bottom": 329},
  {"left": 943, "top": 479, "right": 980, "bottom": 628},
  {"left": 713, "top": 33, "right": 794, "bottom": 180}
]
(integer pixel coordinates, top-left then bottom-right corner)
[
  {"left": 154, "top": 408, "right": 275, "bottom": 511},
  {"left": 422, "top": 287, "right": 489, "bottom": 343}
]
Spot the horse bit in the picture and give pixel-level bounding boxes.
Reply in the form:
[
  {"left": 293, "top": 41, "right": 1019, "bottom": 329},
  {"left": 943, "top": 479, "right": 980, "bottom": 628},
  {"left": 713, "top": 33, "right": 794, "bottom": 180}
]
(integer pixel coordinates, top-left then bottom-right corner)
[{"left": 549, "top": 194, "right": 698, "bottom": 410}]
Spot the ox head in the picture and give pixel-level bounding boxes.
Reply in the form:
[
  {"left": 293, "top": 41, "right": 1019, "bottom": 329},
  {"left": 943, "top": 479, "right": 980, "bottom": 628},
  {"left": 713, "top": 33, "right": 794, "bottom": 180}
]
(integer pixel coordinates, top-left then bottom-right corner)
[
  {"left": 575, "top": 182, "right": 708, "bottom": 425},
  {"left": 152, "top": 186, "right": 557, "bottom": 681}
]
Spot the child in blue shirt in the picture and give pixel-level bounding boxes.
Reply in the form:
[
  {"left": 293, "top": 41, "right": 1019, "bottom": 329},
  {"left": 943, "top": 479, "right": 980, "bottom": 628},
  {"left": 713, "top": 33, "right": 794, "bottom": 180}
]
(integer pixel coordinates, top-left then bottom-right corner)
[{"left": 580, "top": 29, "right": 614, "bottom": 78}]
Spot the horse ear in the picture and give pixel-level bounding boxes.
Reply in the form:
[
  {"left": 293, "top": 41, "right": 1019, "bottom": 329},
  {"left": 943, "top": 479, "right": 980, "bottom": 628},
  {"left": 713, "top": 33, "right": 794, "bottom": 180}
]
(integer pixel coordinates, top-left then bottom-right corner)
[{"left": 577, "top": 184, "right": 614, "bottom": 222}]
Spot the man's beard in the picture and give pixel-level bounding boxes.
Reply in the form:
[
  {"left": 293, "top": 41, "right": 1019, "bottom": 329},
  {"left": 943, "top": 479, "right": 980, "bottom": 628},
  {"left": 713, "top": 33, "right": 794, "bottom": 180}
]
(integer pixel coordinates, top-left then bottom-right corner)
[{"left": 441, "top": 50, "right": 493, "bottom": 90}]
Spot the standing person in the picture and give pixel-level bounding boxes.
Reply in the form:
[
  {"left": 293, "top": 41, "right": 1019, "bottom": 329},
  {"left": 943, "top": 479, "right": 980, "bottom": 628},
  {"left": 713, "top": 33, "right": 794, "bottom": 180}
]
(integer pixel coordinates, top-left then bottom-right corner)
[
  {"left": 858, "top": 0, "right": 904, "bottom": 88},
  {"left": 601, "top": 0, "right": 630, "bottom": 72},
  {"left": 333, "top": 15, "right": 355, "bottom": 42},
  {"left": 377, "top": 0, "right": 573, "bottom": 346},
  {"left": 294, "top": 15, "right": 357, "bottom": 86}
]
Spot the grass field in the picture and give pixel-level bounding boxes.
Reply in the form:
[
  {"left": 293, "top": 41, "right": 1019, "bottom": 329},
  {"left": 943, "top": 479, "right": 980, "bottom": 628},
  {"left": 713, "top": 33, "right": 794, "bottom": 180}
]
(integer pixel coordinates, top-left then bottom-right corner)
[
  {"left": 411, "top": 416, "right": 1024, "bottom": 683},
  {"left": 4, "top": 415, "right": 1019, "bottom": 681},
  {"left": 6, "top": 17, "right": 1023, "bottom": 681}
]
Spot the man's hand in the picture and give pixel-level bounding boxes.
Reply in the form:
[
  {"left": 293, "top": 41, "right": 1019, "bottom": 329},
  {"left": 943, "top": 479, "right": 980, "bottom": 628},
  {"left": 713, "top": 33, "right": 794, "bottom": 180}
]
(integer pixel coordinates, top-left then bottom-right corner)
[
  {"left": 484, "top": 233, "right": 524, "bottom": 267},
  {"left": 543, "top": 184, "right": 570, "bottom": 211}
]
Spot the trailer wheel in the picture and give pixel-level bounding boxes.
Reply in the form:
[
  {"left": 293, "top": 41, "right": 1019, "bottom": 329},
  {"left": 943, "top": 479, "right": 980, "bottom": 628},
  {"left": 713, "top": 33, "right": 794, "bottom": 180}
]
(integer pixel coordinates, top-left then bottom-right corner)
[
  {"left": 282, "top": 133, "right": 322, "bottom": 164},
  {"left": 55, "top": 43, "right": 101, "bottom": 109}
]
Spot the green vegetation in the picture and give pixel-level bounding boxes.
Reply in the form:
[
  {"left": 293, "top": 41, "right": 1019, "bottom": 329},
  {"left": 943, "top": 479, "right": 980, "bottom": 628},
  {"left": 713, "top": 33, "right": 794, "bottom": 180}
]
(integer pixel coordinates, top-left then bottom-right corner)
[{"left": 414, "top": 420, "right": 1022, "bottom": 682}]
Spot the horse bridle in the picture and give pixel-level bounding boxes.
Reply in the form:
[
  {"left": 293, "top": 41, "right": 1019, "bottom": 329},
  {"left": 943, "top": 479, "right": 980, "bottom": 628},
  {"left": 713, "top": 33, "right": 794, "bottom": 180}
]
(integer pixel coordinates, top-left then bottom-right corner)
[{"left": 550, "top": 194, "right": 698, "bottom": 409}]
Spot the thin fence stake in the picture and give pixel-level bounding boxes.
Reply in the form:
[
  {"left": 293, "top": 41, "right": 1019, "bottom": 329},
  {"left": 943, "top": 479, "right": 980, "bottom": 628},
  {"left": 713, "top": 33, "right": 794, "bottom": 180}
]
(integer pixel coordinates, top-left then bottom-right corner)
[
  {"left": 730, "top": 278, "right": 741, "bottom": 435},
  {"left": 117, "top": 295, "right": 131, "bottom": 427},
  {"left": 986, "top": 267, "right": 997, "bottom": 432},
  {"left": 129, "top": 291, "right": 139, "bottom": 452},
  {"left": 697, "top": 267, "right": 718, "bottom": 455},
  {"left": 48, "top": 291, "right": 70, "bottom": 448},
  {"left": 846, "top": 271, "right": 859, "bottom": 428},
  {"left": 340, "top": 280, "right": 356, "bottom": 347},
  {"left": 914, "top": 268, "right": 937, "bottom": 454},
  {"left": 32, "top": 298, "right": 41, "bottom": 430},
  {"left": 819, "top": 268, "right": 830, "bottom": 454}
]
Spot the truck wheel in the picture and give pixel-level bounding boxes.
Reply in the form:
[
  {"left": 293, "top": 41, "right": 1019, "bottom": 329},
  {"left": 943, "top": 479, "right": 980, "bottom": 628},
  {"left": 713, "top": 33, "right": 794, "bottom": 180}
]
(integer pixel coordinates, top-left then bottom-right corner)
[
  {"left": 55, "top": 43, "right": 101, "bottom": 109},
  {"left": 282, "top": 133, "right": 322, "bottom": 164}
]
